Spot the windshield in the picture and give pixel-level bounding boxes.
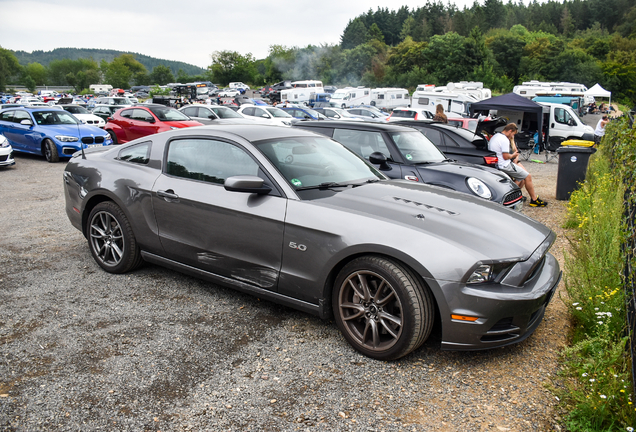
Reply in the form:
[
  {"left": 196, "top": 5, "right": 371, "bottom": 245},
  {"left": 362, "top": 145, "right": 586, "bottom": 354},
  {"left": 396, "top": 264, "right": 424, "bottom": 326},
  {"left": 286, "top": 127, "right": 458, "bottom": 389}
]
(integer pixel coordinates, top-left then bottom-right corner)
[
  {"left": 32, "top": 110, "right": 79, "bottom": 125},
  {"left": 211, "top": 107, "right": 243, "bottom": 119},
  {"left": 389, "top": 131, "right": 446, "bottom": 164},
  {"left": 112, "top": 98, "right": 129, "bottom": 105},
  {"left": 255, "top": 136, "right": 384, "bottom": 190},
  {"left": 332, "top": 108, "right": 358, "bottom": 118},
  {"left": 149, "top": 107, "right": 191, "bottom": 121},
  {"left": 266, "top": 107, "right": 293, "bottom": 118},
  {"left": 330, "top": 92, "right": 346, "bottom": 100}
]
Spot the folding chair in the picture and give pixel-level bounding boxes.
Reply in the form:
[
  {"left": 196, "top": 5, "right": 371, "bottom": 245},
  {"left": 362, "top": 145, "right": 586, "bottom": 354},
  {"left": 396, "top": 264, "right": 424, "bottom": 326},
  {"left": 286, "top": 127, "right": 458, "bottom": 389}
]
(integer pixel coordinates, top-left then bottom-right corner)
[
  {"left": 515, "top": 131, "right": 534, "bottom": 161},
  {"left": 545, "top": 136, "right": 565, "bottom": 163}
]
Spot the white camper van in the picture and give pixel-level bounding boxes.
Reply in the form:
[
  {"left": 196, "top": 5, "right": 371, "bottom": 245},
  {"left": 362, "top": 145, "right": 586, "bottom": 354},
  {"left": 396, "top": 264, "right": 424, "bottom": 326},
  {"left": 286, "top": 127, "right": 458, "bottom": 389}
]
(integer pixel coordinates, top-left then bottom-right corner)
[
  {"left": 411, "top": 85, "right": 479, "bottom": 116},
  {"left": 89, "top": 84, "right": 113, "bottom": 94},
  {"left": 513, "top": 81, "right": 593, "bottom": 104},
  {"left": 370, "top": 88, "right": 409, "bottom": 109},
  {"left": 496, "top": 102, "right": 594, "bottom": 141},
  {"left": 280, "top": 80, "right": 324, "bottom": 104},
  {"left": 329, "top": 87, "right": 371, "bottom": 108}
]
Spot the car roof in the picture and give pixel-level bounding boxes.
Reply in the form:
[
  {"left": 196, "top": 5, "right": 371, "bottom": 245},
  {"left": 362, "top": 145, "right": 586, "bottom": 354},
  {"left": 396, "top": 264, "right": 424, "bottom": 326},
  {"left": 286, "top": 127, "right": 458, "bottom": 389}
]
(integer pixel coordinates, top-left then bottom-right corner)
[
  {"left": 293, "top": 120, "right": 412, "bottom": 132},
  {"left": 162, "top": 123, "right": 322, "bottom": 142}
]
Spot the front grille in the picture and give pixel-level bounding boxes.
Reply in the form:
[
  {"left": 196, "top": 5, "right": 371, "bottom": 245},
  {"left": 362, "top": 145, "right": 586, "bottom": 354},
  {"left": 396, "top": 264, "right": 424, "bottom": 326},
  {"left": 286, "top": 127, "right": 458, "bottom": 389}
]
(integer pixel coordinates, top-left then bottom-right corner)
[
  {"left": 503, "top": 189, "right": 523, "bottom": 205},
  {"left": 0, "top": 155, "right": 7, "bottom": 162},
  {"left": 81, "top": 137, "right": 94, "bottom": 144},
  {"left": 95, "top": 136, "right": 104, "bottom": 144},
  {"left": 481, "top": 317, "right": 520, "bottom": 343}
]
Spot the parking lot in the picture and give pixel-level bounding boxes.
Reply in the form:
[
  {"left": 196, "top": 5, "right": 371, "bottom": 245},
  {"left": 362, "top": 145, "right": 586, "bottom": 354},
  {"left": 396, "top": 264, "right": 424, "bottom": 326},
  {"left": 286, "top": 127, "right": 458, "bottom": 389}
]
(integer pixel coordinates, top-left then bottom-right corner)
[{"left": 1, "top": 152, "right": 570, "bottom": 431}]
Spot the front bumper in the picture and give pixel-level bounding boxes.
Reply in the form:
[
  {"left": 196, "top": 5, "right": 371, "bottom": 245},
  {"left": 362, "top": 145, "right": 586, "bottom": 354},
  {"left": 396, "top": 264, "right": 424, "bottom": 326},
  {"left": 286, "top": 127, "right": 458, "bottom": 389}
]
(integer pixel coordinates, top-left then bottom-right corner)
[
  {"left": 433, "top": 252, "right": 562, "bottom": 350},
  {"left": 0, "top": 148, "right": 15, "bottom": 166}
]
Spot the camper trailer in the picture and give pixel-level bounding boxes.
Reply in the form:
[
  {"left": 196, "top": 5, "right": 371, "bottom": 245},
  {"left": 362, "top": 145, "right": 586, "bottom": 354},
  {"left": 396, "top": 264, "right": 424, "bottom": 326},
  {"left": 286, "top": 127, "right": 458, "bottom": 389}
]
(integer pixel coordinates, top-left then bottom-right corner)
[
  {"left": 280, "top": 80, "right": 324, "bottom": 104},
  {"left": 432, "top": 82, "right": 492, "bottom": 101},
  {"left": 89, "top": 84, "right": 113, "bottom": 95},
  {"left": 369, "top": 88, "right": 409, "bottom": 109},
  {"left": 411, "top": 86, "right": 479, "bottom": 117},
  {"left": 329, "top": 87, "right": 371, "bottom": 108},
  {"left": 513, "top": 81, "right": 593, "bottom": 105}
]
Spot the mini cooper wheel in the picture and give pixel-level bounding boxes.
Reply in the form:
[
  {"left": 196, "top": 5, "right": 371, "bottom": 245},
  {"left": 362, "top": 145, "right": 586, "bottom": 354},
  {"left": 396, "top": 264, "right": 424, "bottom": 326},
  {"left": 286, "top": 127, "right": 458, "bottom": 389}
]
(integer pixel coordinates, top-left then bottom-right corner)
[
  {"left": 333, "top": 256, "right": 434, "bottom": 360},
  {"left": 87, "top": 202, "right": 142, "bottom": 273},
  {"left": 43, "top": 139, "right": 59, "bottom": 163}
]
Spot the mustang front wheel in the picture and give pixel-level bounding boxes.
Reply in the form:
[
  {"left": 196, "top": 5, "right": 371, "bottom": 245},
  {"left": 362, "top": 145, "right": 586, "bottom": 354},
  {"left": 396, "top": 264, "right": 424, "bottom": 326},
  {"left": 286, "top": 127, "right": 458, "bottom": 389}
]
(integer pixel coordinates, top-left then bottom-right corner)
[
  {"left": 333, "top": 256, "right": 434, "bottom": 360},
  {"left": 87, "top": 202, "right": 142, "bottom": 273}
]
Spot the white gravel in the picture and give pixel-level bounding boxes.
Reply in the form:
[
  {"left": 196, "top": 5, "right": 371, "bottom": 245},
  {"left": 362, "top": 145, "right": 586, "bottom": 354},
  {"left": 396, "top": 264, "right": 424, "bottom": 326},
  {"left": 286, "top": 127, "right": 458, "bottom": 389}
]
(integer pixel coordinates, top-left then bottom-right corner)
[{"left": 0, "top": 148, "right": 574, "bottom": 431}]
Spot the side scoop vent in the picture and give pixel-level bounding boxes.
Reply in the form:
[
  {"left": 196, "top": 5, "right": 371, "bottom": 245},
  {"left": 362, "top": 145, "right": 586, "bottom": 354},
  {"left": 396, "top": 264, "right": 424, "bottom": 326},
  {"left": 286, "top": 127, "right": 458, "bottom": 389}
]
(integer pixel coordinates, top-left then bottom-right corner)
[{"left": 392, "top": 196, "right": 459, "bottom": 216}]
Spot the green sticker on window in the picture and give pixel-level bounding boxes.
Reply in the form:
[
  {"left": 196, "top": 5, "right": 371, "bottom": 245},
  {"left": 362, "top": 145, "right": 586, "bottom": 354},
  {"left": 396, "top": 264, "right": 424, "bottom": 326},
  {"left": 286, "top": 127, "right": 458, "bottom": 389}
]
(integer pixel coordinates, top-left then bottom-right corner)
[
  {"left": 405, "top": 154, "right": 413, "bottom": 160},
  {"left": 291, "top": 178, "right": 302, "bottom": 187}
]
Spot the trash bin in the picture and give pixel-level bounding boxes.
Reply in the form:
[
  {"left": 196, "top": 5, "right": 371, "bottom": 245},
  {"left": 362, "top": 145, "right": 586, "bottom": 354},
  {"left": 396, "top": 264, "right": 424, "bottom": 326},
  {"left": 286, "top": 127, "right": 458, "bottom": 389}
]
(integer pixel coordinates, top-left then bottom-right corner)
[{"left": 555, "top": 145, "right": 597, "bottom": 200}]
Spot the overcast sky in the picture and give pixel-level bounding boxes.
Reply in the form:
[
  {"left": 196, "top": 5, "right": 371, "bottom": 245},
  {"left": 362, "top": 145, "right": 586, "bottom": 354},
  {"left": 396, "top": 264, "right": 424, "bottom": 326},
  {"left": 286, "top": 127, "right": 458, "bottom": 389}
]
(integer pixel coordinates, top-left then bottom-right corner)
[{"left": 0, "top": 0, "right": 483, "bottom": 69}]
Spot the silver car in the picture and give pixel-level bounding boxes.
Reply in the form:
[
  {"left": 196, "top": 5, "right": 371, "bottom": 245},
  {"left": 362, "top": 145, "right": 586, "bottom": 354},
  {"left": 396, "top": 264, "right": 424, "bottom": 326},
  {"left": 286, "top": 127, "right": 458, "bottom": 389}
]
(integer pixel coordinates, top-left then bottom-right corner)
[{"left": 63, "top": 124, "right": 561, "bottom": 360}]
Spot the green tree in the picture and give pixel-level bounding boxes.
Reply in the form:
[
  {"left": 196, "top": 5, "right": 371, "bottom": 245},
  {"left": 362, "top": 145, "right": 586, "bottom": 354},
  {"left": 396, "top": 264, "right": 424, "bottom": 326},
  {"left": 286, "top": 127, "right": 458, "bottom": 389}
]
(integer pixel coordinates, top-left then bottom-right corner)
[
  {"left": 368, "top": 23, "right": 385, "bottom": 43},
  {"left": 22, "top": 75, "right": 36, "bottom": 92},
  {"left": 25, "top": 62, "right": 47, "bottom": 86},
  {"left": 340, "top": 18, "right": 369, "bottom": 49},
  {"left": 208, "top": 50, "right": 257, "bottom": 85},
  {"left": 422, "top": 32, "right": 476, "bottom": 83},
  {"left": 149, "top": 65, "right": 175, "bottom": 85},
  {"left": 0, "top": 47, "right": 21, "bottom": 91}
]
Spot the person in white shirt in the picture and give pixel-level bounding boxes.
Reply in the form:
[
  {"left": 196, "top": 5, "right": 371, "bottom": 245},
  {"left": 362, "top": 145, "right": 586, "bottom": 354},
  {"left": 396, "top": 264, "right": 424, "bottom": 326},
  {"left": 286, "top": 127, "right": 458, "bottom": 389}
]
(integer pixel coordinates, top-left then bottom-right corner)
[
  {"left": 489, "top": 123, "right": 547, "bottom": 207},
  {"left": 594, "top": 115, "right": 609, "bottom": 144}
]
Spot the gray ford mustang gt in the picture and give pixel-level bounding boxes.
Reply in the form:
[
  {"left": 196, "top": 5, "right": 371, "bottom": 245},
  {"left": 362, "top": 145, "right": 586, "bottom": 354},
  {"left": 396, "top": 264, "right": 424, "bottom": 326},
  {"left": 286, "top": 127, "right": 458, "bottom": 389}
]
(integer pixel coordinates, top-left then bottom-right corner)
[{"left": 64, "top": 124, "right": 561, "bottom": 360}]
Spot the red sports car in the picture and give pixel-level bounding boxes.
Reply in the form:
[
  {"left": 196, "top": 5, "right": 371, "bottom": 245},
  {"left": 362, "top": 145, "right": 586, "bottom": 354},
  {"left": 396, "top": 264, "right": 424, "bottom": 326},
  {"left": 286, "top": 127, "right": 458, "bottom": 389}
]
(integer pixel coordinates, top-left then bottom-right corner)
[{"left": 105, "top": 104, "right": 203, "bottom": 144}]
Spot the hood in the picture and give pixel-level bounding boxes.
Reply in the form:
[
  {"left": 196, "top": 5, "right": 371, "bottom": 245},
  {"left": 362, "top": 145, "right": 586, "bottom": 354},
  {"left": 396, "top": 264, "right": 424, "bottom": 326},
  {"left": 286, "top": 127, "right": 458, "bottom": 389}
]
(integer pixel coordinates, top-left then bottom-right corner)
[
  {"left": 47, "top": 124, "right": 107, "bottom": 137},
  {"left": 320, "top": 180, "right": 551, "bottom": 261},
  {"left": 414, "top": 160, "right": 514, "bottom": 183}
]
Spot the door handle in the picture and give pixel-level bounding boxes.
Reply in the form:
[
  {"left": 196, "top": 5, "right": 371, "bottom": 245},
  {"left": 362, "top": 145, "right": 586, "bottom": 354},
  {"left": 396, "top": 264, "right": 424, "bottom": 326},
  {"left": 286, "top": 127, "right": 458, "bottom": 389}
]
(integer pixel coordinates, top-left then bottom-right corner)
[
  {"left": 551, "top": 123, "right": 555, "bottom": 128},
  {"left": 157, "top": 189, "right": 179, "bottom": 201}
]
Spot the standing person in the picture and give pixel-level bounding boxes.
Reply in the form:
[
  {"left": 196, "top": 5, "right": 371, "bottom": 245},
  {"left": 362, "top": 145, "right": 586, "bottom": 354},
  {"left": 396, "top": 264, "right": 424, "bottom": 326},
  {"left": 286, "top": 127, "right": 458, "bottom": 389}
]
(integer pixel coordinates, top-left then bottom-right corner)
[
  {"left": 489, "top": 123, "right": 547, "bottom": 207},
  {"left": 594, "top": 115, "right": 609, "bottom": 145},
  {"left": 432, "top": 104, "right": 448, "bottom": 123}
]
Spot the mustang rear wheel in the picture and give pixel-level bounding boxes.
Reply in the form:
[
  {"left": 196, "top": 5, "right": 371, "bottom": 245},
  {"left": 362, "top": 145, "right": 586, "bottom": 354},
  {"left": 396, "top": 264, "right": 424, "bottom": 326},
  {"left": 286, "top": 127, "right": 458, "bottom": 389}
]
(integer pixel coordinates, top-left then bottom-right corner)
[
  {"left": 87, "top": 202, "right": 142, "bottom": 273},
  {"left": 43, "top": 139, "right": 59, "bottom": 163},
  {"left": 333, "top": 256, "right": 434, "bottom": 360}
]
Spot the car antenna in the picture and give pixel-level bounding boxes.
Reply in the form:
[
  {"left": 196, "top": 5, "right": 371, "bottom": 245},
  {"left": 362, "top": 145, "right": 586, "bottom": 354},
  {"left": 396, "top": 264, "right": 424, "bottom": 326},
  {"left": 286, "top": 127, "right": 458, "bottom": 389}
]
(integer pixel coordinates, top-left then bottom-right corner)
[{"left": 81, "top": 143, "right": 86, "bottom": 159}]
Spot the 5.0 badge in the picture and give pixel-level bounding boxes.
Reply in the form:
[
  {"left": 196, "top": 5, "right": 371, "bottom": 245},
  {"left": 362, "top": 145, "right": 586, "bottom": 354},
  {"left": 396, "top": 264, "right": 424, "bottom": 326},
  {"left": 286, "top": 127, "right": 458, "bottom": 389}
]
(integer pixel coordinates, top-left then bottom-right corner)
[{"left": 289, "top": 242, "right": 307, "bottom": 251}]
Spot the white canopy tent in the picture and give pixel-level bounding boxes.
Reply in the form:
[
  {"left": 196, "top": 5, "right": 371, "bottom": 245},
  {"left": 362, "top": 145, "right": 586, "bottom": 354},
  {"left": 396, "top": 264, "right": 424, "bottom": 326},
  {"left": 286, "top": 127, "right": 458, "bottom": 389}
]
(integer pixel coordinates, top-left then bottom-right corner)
[{"left": 585, "top": 83, "right": 612, "bottom": 107}]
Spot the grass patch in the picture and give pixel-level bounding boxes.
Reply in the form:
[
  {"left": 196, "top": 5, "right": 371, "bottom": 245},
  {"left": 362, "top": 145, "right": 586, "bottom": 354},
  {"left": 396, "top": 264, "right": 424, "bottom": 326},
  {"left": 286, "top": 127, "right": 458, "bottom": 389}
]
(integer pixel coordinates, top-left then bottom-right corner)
[{"left": 557, "top": 118, "right": 636, "bottom": 431}]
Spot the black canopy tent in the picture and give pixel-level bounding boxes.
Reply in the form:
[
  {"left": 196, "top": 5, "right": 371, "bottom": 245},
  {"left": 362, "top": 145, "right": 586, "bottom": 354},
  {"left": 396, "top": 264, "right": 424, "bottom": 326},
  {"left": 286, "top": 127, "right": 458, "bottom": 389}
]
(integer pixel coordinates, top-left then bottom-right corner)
[{"left": 470, "top": 93, "right": 545, "bottom": 146}]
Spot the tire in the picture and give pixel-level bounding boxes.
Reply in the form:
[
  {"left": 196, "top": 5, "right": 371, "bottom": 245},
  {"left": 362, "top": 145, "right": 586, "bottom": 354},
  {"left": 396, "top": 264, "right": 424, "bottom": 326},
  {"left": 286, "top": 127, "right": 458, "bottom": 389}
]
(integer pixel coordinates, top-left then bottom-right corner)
[
  {"left": 107, "top": 130, "right": 118, "bottom": 144},
  {"left": 43, "top": 139, "right": 59, "bottom": 163},
  {"left": 341, "top": 103, "right": 346, "bottom": 109},
  {"left": 370, "top": 101, "right": 376, "bottom": 106},
  {"left": 87, "top": 202, "right": 143, "bottom": 274},
  {"left": 332, "top": 256, "right": 434, "bottom": 360}
]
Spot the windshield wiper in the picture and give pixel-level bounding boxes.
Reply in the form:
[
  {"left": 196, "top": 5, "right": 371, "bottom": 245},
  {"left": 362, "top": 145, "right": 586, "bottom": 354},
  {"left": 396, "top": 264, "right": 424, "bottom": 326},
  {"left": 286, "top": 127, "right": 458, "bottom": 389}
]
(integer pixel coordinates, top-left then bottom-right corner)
[{"left": 296, "top": 182, "right": 353, "bottom": 191}]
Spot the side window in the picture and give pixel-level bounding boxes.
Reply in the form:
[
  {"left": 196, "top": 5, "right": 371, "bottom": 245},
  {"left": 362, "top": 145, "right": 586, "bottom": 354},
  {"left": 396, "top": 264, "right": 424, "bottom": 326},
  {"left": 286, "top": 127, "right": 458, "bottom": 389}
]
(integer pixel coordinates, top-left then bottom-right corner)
[
  {"left": 378, "top": 94, "right": 385, "bottom": 100},
  {"left": 417, "top": 98, "right": 429, "bottom": 105},
  {"left": 332, "top": 129, "right": 390, "bottom": 159},
  {"left": 254, "top": 108, "right": 268, "bottom": 118},
  {"left": 13, "top": 110, "right": 32, "bottom": 124},
  {"left": 120, "top": 109, "right": 133, "bottom": 119},
  {"left": 418, "top": 128, "right": 443, "bottom": 146},
  {"left": 242, "top": 107, "right": 255, "bottom": 116},
  {"left": 132, "top": 109, "right": 154, "bottom": 122},
  {"left": 182, "top": 107, "right": 198, "bottom": 117},
  {"left": 118, "top": 141, "right": 151, "bottom": 164},
  {"left": 166, "top": 139, "right": 259, "bottom": 185},
  {"left": 0, "top": 111, "right": 14, "bottom": 122},
  {"left": 555, "top": 107, "right": 568, "bottom": 124}
]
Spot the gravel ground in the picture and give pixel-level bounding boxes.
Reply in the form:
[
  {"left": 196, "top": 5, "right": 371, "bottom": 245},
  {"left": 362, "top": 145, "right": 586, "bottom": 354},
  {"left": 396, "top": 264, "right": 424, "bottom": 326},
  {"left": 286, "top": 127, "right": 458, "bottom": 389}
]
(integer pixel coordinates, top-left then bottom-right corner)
[{"left": 0, "top": 144, "right": 575, "bottom": 431}]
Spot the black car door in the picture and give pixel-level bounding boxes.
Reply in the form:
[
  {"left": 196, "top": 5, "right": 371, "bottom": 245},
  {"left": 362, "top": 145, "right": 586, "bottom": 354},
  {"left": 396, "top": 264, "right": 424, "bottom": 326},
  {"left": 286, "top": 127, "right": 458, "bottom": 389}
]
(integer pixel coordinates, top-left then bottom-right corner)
[{"left": 152, "top": 137, "right": 286, "bottom": 291}]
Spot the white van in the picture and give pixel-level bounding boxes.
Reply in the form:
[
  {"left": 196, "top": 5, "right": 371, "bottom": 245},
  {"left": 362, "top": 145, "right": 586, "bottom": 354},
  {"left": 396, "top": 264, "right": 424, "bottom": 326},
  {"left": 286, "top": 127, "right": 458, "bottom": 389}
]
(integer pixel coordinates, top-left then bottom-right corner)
[
  {"left": 370, "top": 88, "right": 409, "bottom": 109},
  {"left": 229, "top": 82, "right": 250, "bottom": 90},
  {"left": 280, "top": 80, "right": 324, "bottom": 104},
  {"left": 496, "top": 102, "right": 594, "bottom": 141},
  {"left": 410, "top": 88, "right": 478, "bottom": 116},
  {"left": 329, "top": 87, "right": 371, "bottom": 108},
  {"left": 513, "top": 81, "right": 593, "bottom": 105},
  {"left": 431, "top": 82, "right": 492, "bottom": 101},
  {"left": 89, "top": 84, "right": 113, "bottom": 94}
]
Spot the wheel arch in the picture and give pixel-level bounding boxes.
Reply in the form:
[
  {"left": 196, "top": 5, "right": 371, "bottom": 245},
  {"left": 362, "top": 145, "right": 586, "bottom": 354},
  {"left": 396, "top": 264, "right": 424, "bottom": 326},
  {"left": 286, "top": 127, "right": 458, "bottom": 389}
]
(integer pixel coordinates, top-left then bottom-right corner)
[
  {"left": 81, "top": 192, "right": 129, "bottom": 238},
  {"left": 319, "top": 246, "right": 442, "bottom": 320}
]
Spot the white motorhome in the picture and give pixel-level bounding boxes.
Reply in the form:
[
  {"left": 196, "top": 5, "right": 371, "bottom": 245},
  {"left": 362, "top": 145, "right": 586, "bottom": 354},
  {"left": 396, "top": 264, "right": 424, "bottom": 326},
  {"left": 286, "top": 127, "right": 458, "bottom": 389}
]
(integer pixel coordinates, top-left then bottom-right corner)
[
  {"left": 411, "top": 86, "right": 479, "bottom": 116},
  {"left": 329, "top": 87, "right": 371, "bottom": 108},
  {"left": 89, "top": 84, "right": 113, "bottom": 94},
  {"left": 496, "top": 102, "right": 594, "bottom": 141},
  {"left": 513, "top": 81, "right": 592, "bottom": 104},
  {"left": 370, "top": 88, "right": 409, "bottom": 109},
  {"left": 280, "top": 80, "right": 324, "bottom": 104},
  {"left": 432, "top": 82, "right": 492, "bottom": 101}
]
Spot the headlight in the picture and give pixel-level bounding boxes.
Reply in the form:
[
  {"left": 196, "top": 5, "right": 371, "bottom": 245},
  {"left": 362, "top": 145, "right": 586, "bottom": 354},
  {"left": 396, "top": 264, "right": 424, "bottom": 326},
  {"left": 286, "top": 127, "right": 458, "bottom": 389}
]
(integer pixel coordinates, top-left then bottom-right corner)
[
  {"left": 282, "top": 120, "right": 291, "bottom": 126},
  {"left": 170, "top": 126, "right": 179, "bottom": 130},
  {"left": 467, "top": 265, "right": 492, "bottom": 283},
  {"left": 80, "top": 119, "right": 87, "bottom": 124},
  {"left": 466, "top": 177, "right": 492, "bottom": 200},
  {"left": 0, "top": 135, "right": 8, "bottom": 148},
  {"left": 55, "top": 135, "right": 79, "bottom": 142}
]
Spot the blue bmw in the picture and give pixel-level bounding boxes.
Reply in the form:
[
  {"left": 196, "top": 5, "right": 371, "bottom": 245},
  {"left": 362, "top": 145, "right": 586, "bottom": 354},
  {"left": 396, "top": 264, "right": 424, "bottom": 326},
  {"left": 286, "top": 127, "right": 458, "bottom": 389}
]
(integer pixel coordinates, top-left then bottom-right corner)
[{"left": 0, "top": 107, "right": 113, "bottom": 162}]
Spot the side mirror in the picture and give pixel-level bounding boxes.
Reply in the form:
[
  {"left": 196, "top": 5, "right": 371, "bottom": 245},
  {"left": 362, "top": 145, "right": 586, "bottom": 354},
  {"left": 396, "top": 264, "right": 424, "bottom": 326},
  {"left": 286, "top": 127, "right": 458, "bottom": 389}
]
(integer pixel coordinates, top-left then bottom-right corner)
[
  {"left": 20, "top": 119, "right": 33, "bottom": 126},
  {"left": 208, "top": 115, "right": 217, "bottom": 120},
  {"left": 369, "top": 152, "right": 391, "bottom": 170},
  {"left": 568, "top": 119, "right": 576, "bottom": 126},
  {"left": 224, "top": 175, "right": 271, "bottom": 195}
]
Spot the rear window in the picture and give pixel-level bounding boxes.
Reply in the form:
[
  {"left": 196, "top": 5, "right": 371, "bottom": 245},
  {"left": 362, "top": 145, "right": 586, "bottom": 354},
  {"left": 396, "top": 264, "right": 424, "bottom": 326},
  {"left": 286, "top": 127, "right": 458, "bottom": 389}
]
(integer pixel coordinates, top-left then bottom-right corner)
[{"left": 392, "top": 110, "right": 416, "bottom": 119}]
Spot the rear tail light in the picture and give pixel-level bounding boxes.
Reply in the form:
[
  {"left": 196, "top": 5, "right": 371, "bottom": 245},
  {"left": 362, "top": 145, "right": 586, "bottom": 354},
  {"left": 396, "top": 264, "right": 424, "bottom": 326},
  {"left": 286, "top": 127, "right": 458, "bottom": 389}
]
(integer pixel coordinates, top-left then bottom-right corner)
[{"left": 484, "top": 156, "right": 498, "bottom": 165}]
